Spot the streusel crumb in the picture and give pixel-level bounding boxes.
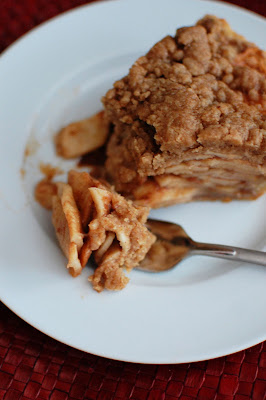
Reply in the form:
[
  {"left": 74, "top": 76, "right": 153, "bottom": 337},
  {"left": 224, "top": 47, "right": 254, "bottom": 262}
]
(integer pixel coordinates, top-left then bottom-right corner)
[{"left": 103, "top": 15, "right": 266, "bottom": 207}]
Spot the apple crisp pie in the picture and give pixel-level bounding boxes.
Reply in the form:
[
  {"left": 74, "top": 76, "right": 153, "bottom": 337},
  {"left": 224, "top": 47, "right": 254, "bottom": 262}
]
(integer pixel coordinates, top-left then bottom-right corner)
[
  {"left": 102, "top": 15, "right": 266, "bottom": 207},
  {"left": 35, "top": 15, "right": 266, "bottom": 291},
  {"left": 40, "top": 170, "right": 155, "bottom": 292}
]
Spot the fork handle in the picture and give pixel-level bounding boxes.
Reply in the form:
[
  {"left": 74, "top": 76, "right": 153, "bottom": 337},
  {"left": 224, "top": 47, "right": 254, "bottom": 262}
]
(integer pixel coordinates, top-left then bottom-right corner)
[{"left": 190, "top": 242, "right": 266, "bottom": 266}]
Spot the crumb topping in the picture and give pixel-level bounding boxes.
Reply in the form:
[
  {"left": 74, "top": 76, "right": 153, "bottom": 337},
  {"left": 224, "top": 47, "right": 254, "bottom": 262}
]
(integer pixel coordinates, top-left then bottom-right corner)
[{"left": 103, "top": 15, "right": 266, "bottom": 155}]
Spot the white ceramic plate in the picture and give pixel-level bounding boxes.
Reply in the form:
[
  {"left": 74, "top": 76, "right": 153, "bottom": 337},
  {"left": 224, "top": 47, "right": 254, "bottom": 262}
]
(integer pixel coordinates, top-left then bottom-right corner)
[{"left": 0, "top": 0, "right": 265, "bottom": 364}]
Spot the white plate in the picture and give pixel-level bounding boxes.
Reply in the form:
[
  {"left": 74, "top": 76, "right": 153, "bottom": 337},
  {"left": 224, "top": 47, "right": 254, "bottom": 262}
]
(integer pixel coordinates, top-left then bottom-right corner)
[{"left": 0, "top": 0, "right": 265, "bottom": 364}]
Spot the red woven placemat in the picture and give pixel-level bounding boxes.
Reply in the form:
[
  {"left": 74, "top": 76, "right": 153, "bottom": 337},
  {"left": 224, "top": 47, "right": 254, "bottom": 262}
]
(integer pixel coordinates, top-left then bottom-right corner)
[
  {"left": 0, "top": 302, "right": 266, "bottom": 400},
  {"left": 0, "top": 1, "right": 266, "bottom": 399}
]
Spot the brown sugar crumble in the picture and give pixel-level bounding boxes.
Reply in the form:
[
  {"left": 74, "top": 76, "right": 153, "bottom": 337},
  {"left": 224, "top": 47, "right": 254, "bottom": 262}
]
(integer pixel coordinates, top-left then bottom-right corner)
[{"left": 102, "top": 15, "right": 266, "bottom": 207}]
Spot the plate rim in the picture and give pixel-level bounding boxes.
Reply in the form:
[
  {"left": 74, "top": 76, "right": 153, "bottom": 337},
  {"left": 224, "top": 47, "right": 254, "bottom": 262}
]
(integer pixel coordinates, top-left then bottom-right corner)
[
  {"left": 1, "top": 0, "right": 265, "bottom": 62},
  {"left": 1, "top": 295, "right": 266, "bottom": 365}
]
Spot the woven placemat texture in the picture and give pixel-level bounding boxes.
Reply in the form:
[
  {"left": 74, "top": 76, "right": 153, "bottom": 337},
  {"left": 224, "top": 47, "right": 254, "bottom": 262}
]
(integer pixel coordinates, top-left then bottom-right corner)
[
  {"left": 1, "top": 303, "right": 266, "bottom": 400},
  {"left": 0, "top": 0, "right": 266, "bottom": 399}
]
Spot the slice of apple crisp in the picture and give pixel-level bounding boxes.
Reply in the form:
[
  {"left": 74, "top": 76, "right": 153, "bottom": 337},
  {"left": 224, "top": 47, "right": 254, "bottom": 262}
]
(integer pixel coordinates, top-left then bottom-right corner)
[
  {"left": 39, "top": 170, "right": 155, "bottom": 292},
  {"left": 102, "top": 15, "right": 266, "bottom": 207}
]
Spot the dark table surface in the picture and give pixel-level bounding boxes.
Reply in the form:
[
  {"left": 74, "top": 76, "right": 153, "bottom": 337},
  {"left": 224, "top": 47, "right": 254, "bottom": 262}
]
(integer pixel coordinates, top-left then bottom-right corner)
[{"left": 0, "top": 1, "right": 266, "bottom": 399}]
